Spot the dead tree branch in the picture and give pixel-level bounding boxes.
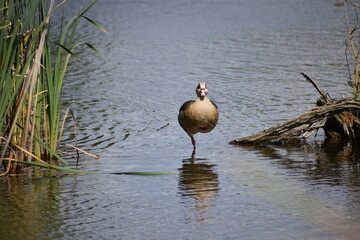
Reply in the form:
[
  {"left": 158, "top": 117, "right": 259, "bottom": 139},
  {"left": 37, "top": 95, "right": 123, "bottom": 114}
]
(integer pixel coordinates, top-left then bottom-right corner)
[
  {"left": 230, "top": 100, "right": 360, "bottom": 145},
  {"left": 301, "top": 73, "right": 332, "bottom": 103}
]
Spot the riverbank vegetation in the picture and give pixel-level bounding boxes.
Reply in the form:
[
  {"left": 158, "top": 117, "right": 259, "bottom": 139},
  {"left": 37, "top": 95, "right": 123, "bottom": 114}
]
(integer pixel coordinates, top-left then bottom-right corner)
[
  {"left": 0, "top": 0, "right": 104, "bottom": 175},
  {"left": 231, "top": 0, "right": 360, "bottom": 145}
]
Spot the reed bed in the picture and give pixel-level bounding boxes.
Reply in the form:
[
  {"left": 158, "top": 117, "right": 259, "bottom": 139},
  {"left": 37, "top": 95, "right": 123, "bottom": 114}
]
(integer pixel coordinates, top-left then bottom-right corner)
[{"left": 0, "top": 0, "right": 104, "bottom": 175}]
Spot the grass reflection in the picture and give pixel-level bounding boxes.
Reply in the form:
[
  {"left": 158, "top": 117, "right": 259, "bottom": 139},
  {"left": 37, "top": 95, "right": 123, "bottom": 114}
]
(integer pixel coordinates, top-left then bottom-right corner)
[{"left": 0, "top": 176, "right": 63, "bottom": 239}]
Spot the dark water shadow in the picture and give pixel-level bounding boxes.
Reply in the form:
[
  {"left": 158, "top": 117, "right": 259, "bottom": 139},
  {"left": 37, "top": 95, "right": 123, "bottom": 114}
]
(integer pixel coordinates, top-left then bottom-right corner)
[
  {"left": 238, "top": 140, "right": 360, "bottom": 187},
  {"left": 232, "top": 141, "right": 360, "bottom": 238},
  {"left": 237, "top": 141, "right": 360, "bottom": 216},
  {"left": 177, "top": 157, "right": 220, "bottom": 222}
]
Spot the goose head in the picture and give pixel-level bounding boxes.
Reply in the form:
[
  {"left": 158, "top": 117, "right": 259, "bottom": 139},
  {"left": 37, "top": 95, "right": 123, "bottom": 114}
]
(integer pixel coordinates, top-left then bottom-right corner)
[{"left": 196, "top": 82, "right": 208, "bottom": 100}]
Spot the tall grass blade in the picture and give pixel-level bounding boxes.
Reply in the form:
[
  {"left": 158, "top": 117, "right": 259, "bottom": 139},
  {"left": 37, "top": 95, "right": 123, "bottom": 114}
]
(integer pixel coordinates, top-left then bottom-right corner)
[
  {"left": 110, "top": 172, "right": 176, "bottom": 176},
  {"left": 78, "top": 0, "right": 99, "bottom": 18},
  {"left": 82, "top": 16, "right": 108, "bottom": 33},
  {"left": 33, "top": 137, "right": 69, "bottom": 165},
  {"left": 52, "top": 42, "right": 81, "bottom": 60},
  {"left": 3, "top": 159, "right": 94, "bottom": 174},
  {"left": 84, "top": 42, "right": 105, "bottom": 57}
]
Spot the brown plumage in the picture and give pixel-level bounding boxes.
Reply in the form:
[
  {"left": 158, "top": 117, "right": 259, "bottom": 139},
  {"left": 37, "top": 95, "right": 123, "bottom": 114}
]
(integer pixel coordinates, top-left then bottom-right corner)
[{"left": 178, "top": 82, "right": 219, "bottom": 154}]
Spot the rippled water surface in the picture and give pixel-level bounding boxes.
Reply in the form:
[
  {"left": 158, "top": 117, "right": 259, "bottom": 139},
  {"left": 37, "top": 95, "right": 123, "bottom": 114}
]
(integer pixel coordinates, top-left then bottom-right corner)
[{"left": 2, "top": 0, "right": 360, "bottom": 239}]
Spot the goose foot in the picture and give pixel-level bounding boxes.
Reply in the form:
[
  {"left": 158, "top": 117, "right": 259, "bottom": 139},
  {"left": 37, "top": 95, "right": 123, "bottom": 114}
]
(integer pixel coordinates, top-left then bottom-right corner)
[{"left": 191, "top": 148, "right": 196, "bottom": 158}]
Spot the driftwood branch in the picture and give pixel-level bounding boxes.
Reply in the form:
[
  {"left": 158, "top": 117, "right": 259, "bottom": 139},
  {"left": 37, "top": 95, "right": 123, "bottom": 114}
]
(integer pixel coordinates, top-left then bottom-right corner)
[
  {"left": 301, "top": 72, "right": 332, "bottom": 103},
  {"left": 230, "top": 73, "right": 360, "bottom": 145},
  {"left": 230, "top": 100, "right": 360, "bottom": 145}
]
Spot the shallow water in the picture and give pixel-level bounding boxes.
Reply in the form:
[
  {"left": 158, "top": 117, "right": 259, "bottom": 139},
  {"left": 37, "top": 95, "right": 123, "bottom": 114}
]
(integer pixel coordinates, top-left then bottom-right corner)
[{"left": 1, "top": 0, "right": 360, "bottom": 239}]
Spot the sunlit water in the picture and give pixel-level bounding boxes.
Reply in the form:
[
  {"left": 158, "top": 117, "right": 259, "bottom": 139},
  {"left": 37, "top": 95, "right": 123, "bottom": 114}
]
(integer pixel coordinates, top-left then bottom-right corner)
[{"left": 1, "top": 0, "right": 360, "bottom": 239}]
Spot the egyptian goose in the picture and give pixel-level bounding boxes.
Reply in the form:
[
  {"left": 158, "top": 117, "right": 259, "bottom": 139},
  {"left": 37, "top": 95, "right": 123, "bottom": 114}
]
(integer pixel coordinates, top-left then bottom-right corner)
[{"left": 178, "top": 82, "right": 219, "bottom": 154}]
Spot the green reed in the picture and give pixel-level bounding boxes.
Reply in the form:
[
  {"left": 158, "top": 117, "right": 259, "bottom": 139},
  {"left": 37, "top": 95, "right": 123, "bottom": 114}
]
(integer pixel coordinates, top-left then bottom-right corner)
[{"left": 0, "top": 0, "right": 105, "bottom": 175}]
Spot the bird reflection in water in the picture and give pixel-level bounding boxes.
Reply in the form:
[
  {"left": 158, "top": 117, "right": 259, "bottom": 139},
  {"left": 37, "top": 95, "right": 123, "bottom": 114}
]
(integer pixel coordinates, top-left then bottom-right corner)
[{"left": 178, "top": 157, "right": 220, "bottom": 222}]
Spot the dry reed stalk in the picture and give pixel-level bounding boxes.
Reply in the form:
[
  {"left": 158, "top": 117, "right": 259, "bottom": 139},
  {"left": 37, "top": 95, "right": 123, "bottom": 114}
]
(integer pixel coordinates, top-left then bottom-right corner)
[{"left": 65, "top": 143, "right": 100, "bottom": 159}]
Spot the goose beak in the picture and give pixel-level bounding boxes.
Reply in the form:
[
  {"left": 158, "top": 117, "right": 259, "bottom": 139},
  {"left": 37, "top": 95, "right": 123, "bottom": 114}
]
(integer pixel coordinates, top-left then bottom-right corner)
[{"left": 200, "top": 89, "right": 206, "bottom": 97}]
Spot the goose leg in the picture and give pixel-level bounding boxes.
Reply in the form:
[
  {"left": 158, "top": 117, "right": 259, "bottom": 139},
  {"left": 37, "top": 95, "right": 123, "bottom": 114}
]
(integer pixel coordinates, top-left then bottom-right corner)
[
  {"left": 191, "top": 148, "right": 196, "bottom": 158},
  {"left": 190, "top": 136, "right": 196, "bottom": 158},
  {"left": 190, "top": 136, "right": 196, "bottom": 149}
]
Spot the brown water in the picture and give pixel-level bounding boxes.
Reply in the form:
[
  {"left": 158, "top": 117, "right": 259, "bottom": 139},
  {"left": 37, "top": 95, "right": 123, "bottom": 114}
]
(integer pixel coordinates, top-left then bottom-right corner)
[{"left": 1, "top": 0, "right": 360, "bottom": 239}]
